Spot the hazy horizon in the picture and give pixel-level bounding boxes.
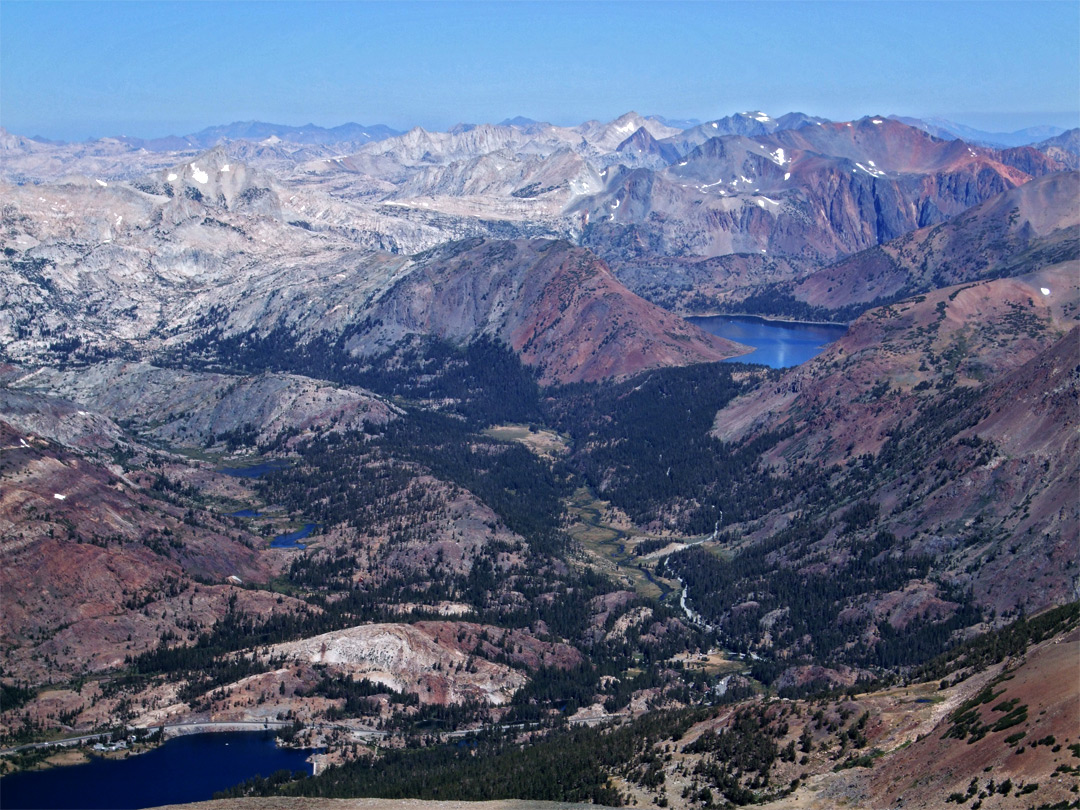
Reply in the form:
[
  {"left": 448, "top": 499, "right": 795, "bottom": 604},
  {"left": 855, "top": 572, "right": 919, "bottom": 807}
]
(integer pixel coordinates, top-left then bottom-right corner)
[
  {"left": 2, "top": 0, "right": 1078, "bottom": 142},
  {"left": 5, "top": 108, "right": 1078, "bottom": 145}
]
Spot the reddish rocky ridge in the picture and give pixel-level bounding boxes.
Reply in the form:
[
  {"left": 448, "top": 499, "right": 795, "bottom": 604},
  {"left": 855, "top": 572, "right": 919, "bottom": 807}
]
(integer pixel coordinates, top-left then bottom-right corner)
[
  {"left": 793, "top": 170, "right": 1080, "bottom": 310},
  {"left": 349, "top": 238, "right": 748, "bottom": 384},
  {"left": 580, "top": 118, "right": 1061, "bottom": 269}
]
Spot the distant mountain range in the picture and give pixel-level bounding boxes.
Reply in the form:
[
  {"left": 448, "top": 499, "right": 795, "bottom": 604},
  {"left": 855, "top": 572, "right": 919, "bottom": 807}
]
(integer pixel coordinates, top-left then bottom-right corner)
[
  {"left": 3, "top": 111, "right": 1076, "bottom": 370},
  {"left": 28, "top": 120, "right": 405, "bottom": 152},
  {"left": 889, "top": 115, "right": 1069, "bottom": 148},
  {"left": 15, "top": 110, "right": 1074, "bottom": 151}
]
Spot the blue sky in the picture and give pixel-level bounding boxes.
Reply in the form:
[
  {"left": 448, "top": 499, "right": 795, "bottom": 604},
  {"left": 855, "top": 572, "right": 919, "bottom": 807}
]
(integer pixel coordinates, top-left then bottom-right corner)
[{"left": 2, "top": 1, "right": 1077, "bottom": 141}]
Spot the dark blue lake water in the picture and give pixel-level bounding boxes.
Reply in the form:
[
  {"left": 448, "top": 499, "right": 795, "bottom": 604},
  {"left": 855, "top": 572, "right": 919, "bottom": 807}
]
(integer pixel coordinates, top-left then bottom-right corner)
[
  {"left": 218, "top": 459, "right": 292, "bottom": 479},
  {"left": 0, "top": 732, "right": 312, "bottom": 810},
  {"left": 271, "top": 523, "right": 317, "bottom": 549},
  {"left": 229, "top": 509, "right": 261, "bottom": 517},
  {"left": 688, "top": 315, "right": 848, "bottom": 368}
]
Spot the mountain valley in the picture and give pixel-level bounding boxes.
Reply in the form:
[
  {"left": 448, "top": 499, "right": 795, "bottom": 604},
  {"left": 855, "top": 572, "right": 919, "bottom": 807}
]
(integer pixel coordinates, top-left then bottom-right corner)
[{"left": 1, "top": 110, "right": 1077, "bottom": 809}]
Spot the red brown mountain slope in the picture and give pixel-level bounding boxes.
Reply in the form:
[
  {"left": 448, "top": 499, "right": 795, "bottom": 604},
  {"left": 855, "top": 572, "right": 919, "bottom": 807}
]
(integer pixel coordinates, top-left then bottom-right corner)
[
  {"left": 864, "top": 628, "right": 1080, "bottom": 810},
  {"left": 0, "top": 418, "right": 299, "bottom": 683},
  {"left": 349, "top": 238, "right": 748, "bottom": 383},
  {"left": 792, "top": 170, "right": 1080, "bottom": 309},
  {"left": 713, "top": 260, "right": 1079, "bottom": 617}
]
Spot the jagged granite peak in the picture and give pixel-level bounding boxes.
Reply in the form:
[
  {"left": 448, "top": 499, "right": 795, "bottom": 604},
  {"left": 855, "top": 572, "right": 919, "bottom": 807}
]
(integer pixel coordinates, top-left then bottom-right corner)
[
  {"left": 151, "top": 145, "right": 277, "bottom": 209},
  {"left": 574, "top": 111, "right": 683, "bottom": 152},
  {"left": 659, "top": 110, "right": 828, "bottom": 157},
  {"left": 71, "top": 146, "right": 289, "bottom": 226},
  {"left": 358, "top": 123, "right": 548, "bottom": 165},
  {"left": 1033, "top": 127, "right": 1080, "bottom": 170},
  {"left": 614, "top": 126, "right": 682, "bottom": 168},
  {"left": 353, "top": 113, "right": 682, "bottom": 168}
]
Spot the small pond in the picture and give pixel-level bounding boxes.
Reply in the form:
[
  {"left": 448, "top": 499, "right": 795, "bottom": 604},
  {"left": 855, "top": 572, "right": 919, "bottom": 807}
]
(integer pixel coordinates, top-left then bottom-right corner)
[
  {"left": 271, "top": 523, "right": 317, "bottom": 549},
  {"left": 217, "top": 459, "right": 292, "bottom": 479}
]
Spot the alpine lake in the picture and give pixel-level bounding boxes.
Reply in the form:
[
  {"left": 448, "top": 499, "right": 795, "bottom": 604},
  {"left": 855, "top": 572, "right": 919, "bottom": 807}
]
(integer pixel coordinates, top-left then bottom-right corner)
[
  {"left": 688, "top": 314, "right": 848, "bottom": 368},
  {"left": 0, "top": 731, "right": 314, "bottom": 810}
]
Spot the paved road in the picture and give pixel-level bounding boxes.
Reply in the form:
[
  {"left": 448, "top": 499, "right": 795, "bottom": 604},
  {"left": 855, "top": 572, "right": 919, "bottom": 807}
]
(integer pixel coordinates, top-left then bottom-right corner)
[
  {"left": 0, "top": 732, "right": 110, "bottom": 755},
  {"left": 0, "top": 719, "right": 387, "bottom": 756},
  {"left": 161, "top": 720, "right": 293, "bottom": 736},
  {"left": 1, "top": 712, "right": 627, "bottom": 757},
  {"left": 162, "top": 720, "right": 390, "bottom": 739}
]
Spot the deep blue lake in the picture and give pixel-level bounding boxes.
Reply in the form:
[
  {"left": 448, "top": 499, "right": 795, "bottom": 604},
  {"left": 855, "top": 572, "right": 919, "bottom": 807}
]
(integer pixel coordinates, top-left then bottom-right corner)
[
  {"left": 218, "top": 459, "right": 292, "bottom": 479},
  {"left": 688, "top": 315, "right": 848, "bottom": 368},
  {"left": 0, "top": 732, "right": 313, "bottom": 810},
  {"left": 271, "top": 523, "right": 317, "bottom": 549}
]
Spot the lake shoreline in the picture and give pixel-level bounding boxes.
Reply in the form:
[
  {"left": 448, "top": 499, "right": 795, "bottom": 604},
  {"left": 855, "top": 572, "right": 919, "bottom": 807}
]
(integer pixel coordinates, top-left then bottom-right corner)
[
  {"left": 685, "top": 311, "right": 851, "bottom": 328},
  {"left": 0, "top": 730, "right": 315, "bottom": 810}
]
